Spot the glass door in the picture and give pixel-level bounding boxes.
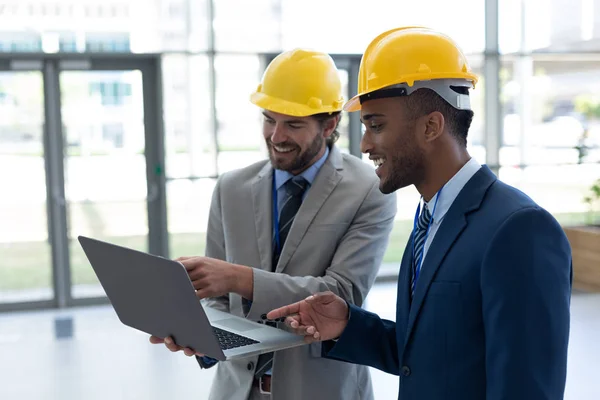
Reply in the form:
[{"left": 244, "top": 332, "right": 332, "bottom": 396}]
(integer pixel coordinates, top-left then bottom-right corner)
[
  {"left": 0, "top": 69, "right": 53, "bottom": 305},
  {"left": 57, "top": 57, "right": 167, "bottom": 303},
  {"left": 0, "top": 55, "right": 166, "bottom": 311},
  {"left": 60, "top": 69, "right": 149, "bottom": 299}
]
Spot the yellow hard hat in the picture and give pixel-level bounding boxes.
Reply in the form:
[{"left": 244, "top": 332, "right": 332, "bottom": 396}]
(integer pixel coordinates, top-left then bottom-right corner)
[
  {"left": 344, "top": 26, "right": 479, "bottom": 112},
  {"left": 250, "top": 49, "right": 344, "bottom": 117}
]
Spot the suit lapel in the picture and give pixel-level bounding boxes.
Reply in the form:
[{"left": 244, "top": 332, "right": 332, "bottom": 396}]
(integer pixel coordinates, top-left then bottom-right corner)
[
  {"left": 252, "top": 163, "right": 274, "bottom": 271},
  {"left": 404, "top": 166, "right": 498, "bottom": 346},
  {"left": 396, "top": 239, "right": 413, "bottom": 362},
  {"left": 276, "top": 146, "right": 343, "bottom": 273}
]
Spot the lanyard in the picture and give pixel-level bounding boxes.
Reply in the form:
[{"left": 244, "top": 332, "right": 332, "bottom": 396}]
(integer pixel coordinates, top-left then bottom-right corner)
[
  {"left": 411, "top": 186, "right": 443, "bottom": 284},
  {"left": 272, "top": 176, "right": 281, "bottom": 254}
]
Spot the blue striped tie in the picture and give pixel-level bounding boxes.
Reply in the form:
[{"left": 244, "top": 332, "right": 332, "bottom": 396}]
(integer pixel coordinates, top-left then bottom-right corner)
[
  {"left": 272, "top": 176, "right": 308, "bottom": 270},
  {"left": 411, "top": 204, "right": 431, "bottom": 298}
]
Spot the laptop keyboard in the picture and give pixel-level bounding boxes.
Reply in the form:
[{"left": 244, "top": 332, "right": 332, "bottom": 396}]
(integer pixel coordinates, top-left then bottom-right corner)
[{"left": 212, "top": 326, "right": 260, "bottom": 350}]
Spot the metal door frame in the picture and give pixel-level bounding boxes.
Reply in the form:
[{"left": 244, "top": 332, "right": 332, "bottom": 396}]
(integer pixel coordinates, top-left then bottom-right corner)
[{"left": 0, "top": 54, "right": 167, "bottom": 312}]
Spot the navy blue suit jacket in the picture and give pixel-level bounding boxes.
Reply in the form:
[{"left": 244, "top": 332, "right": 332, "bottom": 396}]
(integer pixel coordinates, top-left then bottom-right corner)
[{"left": 323, "top": 166, "right": 573, "bottom": 400}]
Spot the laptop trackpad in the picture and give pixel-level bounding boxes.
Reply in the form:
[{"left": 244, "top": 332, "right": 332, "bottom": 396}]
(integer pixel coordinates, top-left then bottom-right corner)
[{"left": 217, "top": 318, "right": 261, "bottom": 332}]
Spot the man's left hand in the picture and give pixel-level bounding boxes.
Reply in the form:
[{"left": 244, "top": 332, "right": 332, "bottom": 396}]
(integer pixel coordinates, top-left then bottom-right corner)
[{"left": 176, "top": 256, "right": 253, "bottom": 299}]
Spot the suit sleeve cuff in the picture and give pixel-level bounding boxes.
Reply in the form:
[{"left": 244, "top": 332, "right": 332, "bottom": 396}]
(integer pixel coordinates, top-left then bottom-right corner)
[
  {"left": 196, "top": 355, "right": 218, "bottom": 369},
  {"left": 321, "top": 303, "right": 362, "bottom": 359},
  {"left": 245, "top": 268, "right": 277, "bottom": 321}
]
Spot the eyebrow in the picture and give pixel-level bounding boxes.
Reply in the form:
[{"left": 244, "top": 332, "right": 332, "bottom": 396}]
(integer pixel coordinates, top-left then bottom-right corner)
[
  {"left": 262, "top": 112, "right": 306, "bottom": 124},
  {"left": 360, "top": 113, "right": 385, "bottom": 123}
]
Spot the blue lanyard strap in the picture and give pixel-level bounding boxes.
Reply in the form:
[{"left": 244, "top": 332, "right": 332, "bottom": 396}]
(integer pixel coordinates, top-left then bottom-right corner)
[
  {"left": 411, "top": 186, "right": 443, "bottom": 284},
  {"left": 272, "top": 175, "right": 281, "bottom": 254}
]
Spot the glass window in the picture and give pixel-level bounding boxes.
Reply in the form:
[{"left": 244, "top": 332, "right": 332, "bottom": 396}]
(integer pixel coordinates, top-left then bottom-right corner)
[
  {"left": 499, "top": 163, "right": 600, "bottom": 222},
  {"left": 0, "top": 0, "right": 210, "bottom": 53},
  {"left": 281, "top": 0, "right": 484, "bottom": 54},
  {"left": 499, "top": 55, "right": 600, "bottom": 224},
  {"left": 501, "top": 0, "right": 600, "bottom": 54},
  {"left": 0, "top": 71, "right": 52, "bottom": 303},
  {"left": 60, "top": 70, "right": 148, "bottom": 299},
  {"left": 500, "top": 56, "right": 600, "bottom": 167},
  {"left": 86, "top": 33, "right": 130, "bottom": 52},
  {"left": 0, "top": 32, "right": 42, "bottom": 52},
  {"left": 59, "top": 32, "right": 78, "bottom": 52},
  {"left": 214, "top": 54, "right": 266, "bottom": 174},
  {"left": 466, "top": 55, "right": 486, "bottom": 163},
  {"left": 162, "top": 54, "right": 216, "bottom": 263},
  {"left": 336, "top": 69, "right": 350, "bottom": 154},
  {"left": 167, "top": 178, "right": 216, "bottom": 258},
  {"left": 163, "top": 54, "right": 215, "bottom": 179},
  {"left": 213, "top": 0, "right": 281, "bottom": 52}
]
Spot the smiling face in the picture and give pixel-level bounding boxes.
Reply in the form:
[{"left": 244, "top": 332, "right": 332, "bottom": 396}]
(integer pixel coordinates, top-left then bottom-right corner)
[
  {"left": 360, "top": 97, "right": 427, "bottom": 194},
  {"left": 262, "top": 110, "right": 336, "bottom": 174}
]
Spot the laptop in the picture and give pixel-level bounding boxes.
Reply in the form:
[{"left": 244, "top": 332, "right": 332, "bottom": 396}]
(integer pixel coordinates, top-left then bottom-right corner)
[{"left": 77, "top": 235, "right": 305, "bottom": 361}]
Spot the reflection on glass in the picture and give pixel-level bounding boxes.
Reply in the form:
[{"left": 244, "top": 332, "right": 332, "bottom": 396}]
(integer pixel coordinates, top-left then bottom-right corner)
[
  {"left": 0, "top": 71, "right": 53, "bottom": 303},
  {"left": 61, "top": 70, "right": 148, "bottom": 298}
]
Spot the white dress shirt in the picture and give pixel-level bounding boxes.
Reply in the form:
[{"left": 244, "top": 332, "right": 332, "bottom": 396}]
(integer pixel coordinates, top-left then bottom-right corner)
[{"left": 420, "top": 157, "right": 482, "bottom": 265}]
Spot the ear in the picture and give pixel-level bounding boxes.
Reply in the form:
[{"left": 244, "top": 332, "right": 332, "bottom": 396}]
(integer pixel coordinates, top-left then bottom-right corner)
[
  {"left": 423, "top": 111, "right": 445, "bottom": 142},
  {"left": 321, "top": 114, "right": 341, "bottom": 138}
]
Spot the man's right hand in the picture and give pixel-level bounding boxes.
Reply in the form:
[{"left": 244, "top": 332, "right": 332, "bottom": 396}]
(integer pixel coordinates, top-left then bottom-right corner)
[
  {"left": 266, "top": 291, "right": 349, "bottom": 343},
  {"left": 149, "top": 335, "right": 204, "bottom": 357}
]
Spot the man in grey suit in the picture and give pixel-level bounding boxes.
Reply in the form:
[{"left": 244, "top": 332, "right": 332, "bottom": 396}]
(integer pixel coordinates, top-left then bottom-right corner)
[{"left": 150, "top": 48, "right": 396, "bottom": 399}]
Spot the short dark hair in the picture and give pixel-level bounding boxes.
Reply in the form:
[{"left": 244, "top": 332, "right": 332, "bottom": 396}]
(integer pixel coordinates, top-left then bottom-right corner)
[
  {"left": 405, "top": 88, "right": 474, "bottom": 147},
  {"left": 312, "top": 111, "right": 341, "bottom": 145}
]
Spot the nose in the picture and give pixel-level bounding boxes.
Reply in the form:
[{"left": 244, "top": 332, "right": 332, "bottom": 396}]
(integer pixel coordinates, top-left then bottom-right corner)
[
  {"left": 270, "top": 123, "right": 287, "bottom": 144},
  {"left": 360, "top": 130, "right": 372, "bottom": 154}
]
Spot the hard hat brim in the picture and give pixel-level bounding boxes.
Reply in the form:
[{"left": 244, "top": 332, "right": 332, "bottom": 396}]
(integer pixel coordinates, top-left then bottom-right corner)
[
  {"left": 343, "top": 95, "right": 361, "bottom": 112},
  {"left": 250, "top": 92, "right": 343, "bottom": 117},
  {"left": 344, "top": 75, "right": 478, "bottom": 112}
]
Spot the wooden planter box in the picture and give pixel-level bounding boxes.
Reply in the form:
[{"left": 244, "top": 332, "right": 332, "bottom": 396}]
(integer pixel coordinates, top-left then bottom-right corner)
[{"left": 563, "top": 226, "right": 600, "bottom": 292}]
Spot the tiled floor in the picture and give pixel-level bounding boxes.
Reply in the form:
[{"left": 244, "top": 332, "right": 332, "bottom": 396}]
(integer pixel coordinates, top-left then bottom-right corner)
[{"left": 0, "top": 284, "right": 598, "bottom": 400}]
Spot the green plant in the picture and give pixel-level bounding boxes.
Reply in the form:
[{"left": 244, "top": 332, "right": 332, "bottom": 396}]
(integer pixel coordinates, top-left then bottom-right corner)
[
  {"left": 583, "top": 178, "right": 600, "bottom": 225},
  {"left": 575, "top": 95, "right": 600, "bottom": 120}
]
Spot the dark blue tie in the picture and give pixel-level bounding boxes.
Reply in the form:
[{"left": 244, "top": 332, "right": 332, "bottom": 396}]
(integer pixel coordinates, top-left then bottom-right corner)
[
  {"left": 411, "top": 204, "right": 431, "bottom": 298},
  {"left": 272, "top": 176, "right": 308, "bottom": 270},
  {"left": 255, "top": 176, "right": 308, "bottom": 378}
]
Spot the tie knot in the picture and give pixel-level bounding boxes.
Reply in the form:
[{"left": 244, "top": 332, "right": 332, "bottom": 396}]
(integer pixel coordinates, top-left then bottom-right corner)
[{"left": 285, "top": 176, "right": 308, "bottom": 197}]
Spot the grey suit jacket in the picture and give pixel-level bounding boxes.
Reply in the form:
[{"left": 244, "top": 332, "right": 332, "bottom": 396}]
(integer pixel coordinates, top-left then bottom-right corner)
[{"left": 201, "top": 146, "right": 397, "bottom": 400}]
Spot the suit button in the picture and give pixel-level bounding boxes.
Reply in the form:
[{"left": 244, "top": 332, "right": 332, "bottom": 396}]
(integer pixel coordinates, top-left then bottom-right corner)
[
  {"left": 247, "top": 362, "right": 254, "bottom": 371},
  {"left": 401, "top": 366, "right": 411, "bottom": 376}
]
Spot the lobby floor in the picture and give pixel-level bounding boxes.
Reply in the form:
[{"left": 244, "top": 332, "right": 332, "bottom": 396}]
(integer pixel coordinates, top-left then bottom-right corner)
[{"left": 1, "top": 283, "right": 598, "bottom": 400}]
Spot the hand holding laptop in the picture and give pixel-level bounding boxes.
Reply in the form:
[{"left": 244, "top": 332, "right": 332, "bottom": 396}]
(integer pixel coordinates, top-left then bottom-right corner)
[
  {"left": 149, "top": 335, "right": 204, "bottom": 357},
  {"left": 78, "top": 236, "right": 306, "bottom": 362}
]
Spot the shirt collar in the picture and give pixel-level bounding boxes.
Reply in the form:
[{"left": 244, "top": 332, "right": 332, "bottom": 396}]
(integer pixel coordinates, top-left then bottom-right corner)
[
  {"left": 424, "top": 157, "right": 482, "bottom": 224},
  {"left": 274, "top": 146, "right": 330, "bottom": 190}
]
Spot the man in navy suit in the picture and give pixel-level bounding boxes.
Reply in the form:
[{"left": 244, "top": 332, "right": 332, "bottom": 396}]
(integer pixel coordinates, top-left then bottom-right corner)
[{"left": 267, "top": 26, "right": 573, "bottom": 400}]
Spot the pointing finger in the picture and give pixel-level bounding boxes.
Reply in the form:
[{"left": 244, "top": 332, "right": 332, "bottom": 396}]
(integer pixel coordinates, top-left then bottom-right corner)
[{"left": 267, "top": 302, "right": 301, "bottom": 320}]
